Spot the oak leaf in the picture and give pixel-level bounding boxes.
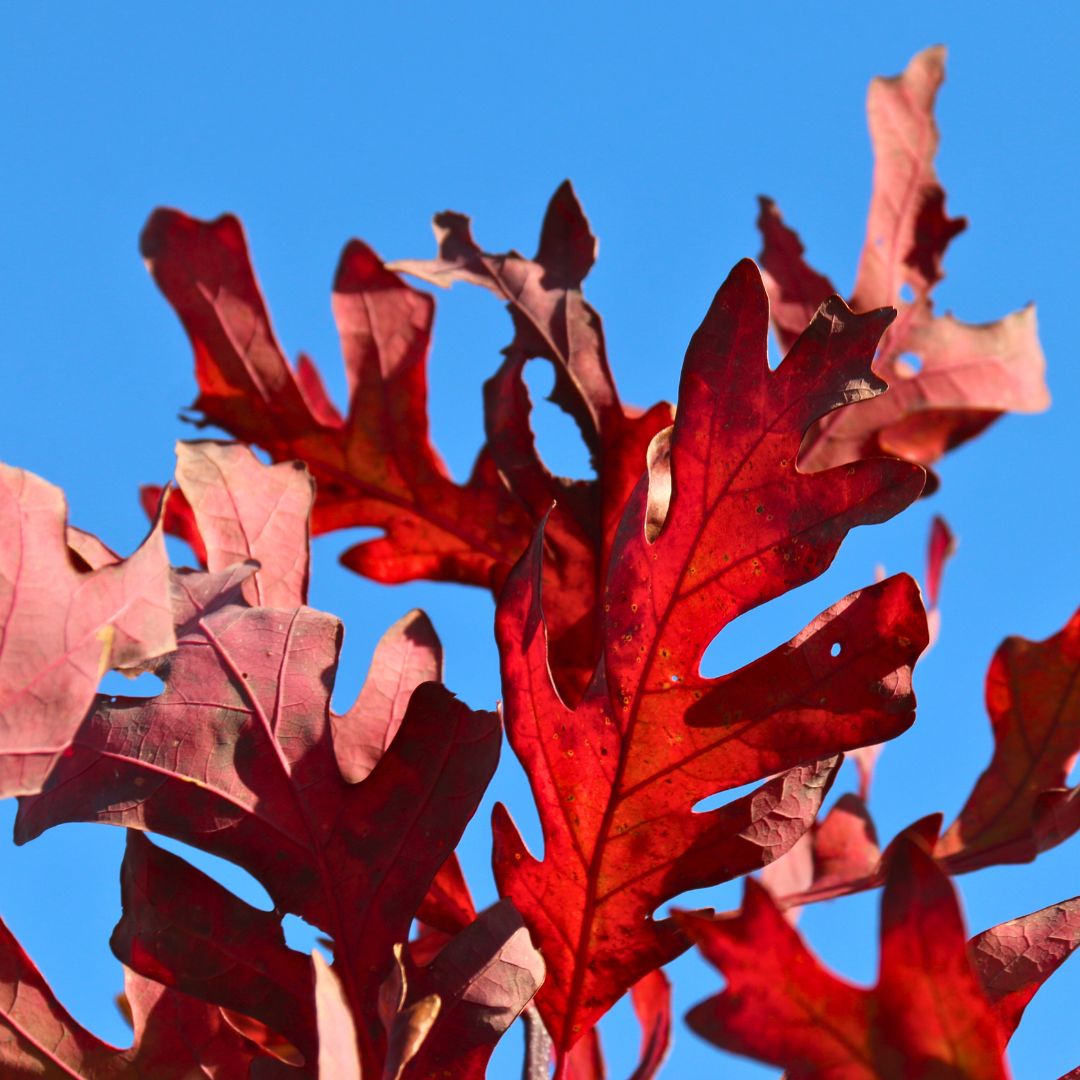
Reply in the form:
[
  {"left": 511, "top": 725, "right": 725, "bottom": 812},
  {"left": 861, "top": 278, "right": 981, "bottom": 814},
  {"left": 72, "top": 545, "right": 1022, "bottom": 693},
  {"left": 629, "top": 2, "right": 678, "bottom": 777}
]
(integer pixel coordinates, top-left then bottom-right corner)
[
  {"left": 0, "top": 912, "right": 267, "bottom": 1077},
  {"left": 0, "top": 464, "right": 175, "bottom": 798},
  {"left": 492, "top": 260, "right": 928, "bottom": 1066},
  {"left": 758, "top": 48, "right": 1048, "bottom": 487},
  {"left": 14, "top": 449, "right": 505, "bottom": 1077},
  {"left": 681, "top": 833, "right": 1012, "bottom": 1078}
]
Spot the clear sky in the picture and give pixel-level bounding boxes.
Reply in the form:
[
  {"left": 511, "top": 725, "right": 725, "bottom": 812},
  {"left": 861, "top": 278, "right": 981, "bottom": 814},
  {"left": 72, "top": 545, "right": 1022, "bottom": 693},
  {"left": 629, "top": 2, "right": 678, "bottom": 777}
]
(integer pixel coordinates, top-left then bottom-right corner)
[{"left": 3, "top": 4, "right": 1078, "bottom": 1076}]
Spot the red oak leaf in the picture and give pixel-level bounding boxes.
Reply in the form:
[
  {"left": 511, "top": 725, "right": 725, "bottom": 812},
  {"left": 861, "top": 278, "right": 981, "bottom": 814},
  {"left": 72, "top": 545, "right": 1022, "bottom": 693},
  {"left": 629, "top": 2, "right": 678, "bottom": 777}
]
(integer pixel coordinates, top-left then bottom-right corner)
[
  {"left": 0, "top": 913, "right": 269, "bottom": 1076},
  {"left": 140, "top": 207, "right": 530, "bottom": 598},
  {"left": 968, "top": 895, "right": 1080, "bottom": 1039},
  {"left": 492, "top": 260, "right": 929, "bottom": 1068},
  {"left": 937, "top": 606, "right": 1080, "bottom": 871},
  {"left": 393, "top": 183, "right": 676, "bottom": 699},
  {"left": 142, "top": 187, "right": 674, "bottom": 702},
  {"left": 15, "top": 451, "right": 502, "bottom": 1078},
  {"left": 112, "top": 831, "right": 315, "bottom": 1061},
  {"left": 680, "top": 833, "right": 1010, "bottom": 1079},
  {"left": 758, "top": 48, "right": 1048, "bottom": 484},
  {"left": 414, "top": 851, "right": 673, "bottom": 1080},
  {"left": 0, "top": 463, "right": 175, "bottom": 797},
  {"left": 748, "top": 607, "right": 1080, "bottom": 910}
]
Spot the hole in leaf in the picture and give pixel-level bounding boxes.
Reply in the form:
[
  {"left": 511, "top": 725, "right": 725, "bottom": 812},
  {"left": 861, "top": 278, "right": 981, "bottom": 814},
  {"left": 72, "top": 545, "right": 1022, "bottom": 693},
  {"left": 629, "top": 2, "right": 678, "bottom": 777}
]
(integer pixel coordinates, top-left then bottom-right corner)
[
  {"left": 283, "top": 914, "right": 330, "bottom": 958},
  {"left": 522, "top": 360, "right": 595, "bottom": 480},
  {"left": 899, "top": 284, "right": 915, "bottom": 303},
  {"left": 830, "top": 641, "right": 842, "bottom": 658},
  {"left": 97, "top": 670, "right": 165, "bottom": 699},
  {"left": 896, "top": 353, "right": 923, "bottom": 376}
]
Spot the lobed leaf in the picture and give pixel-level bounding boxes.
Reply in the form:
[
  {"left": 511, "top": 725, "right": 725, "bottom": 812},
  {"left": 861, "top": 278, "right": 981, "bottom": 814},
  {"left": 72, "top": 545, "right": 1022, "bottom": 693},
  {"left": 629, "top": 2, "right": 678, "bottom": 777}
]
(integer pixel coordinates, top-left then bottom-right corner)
[
  {"left": 142, "top": 186, "right": 676, "bottom": 701},
  {"left": 493, "top": 260, "right": 928, "bottom": 1065},
  {"left": 141, "top": 207, "right": 531, "bottom": 598},
  {"left": 969, "top": 896, "right": 1080, "bottom": 1039},
  {"left": 15, "top": 449, "right": 504, "bottom": 1077},
  {"left": 0, "top": 912, "right": 267, "bottom": 1077},
  {"left": 938, "top": 607, "right": 1080, "bottom": 871},
  {"left": 680, "top": 833, "right": 1010, "bottom": 1079},
  {"left": 0, "top": 464, "right": 175, "bottom": 797},
  {"left": 750, "top": 599, "right": 1080, "bottom": 907},
  {"left": 758, "top": 48, "right": 1048, "bottom": 485}
]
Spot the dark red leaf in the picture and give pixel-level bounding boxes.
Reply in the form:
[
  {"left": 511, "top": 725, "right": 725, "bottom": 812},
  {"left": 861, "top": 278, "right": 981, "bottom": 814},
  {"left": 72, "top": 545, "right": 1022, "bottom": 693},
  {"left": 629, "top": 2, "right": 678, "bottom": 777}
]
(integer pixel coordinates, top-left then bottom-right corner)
[
  {"left": 681, "top": 832, "right": 1009, "bottom": 1078},
  {"left": 0, "top": 464, "right": 175, "bottom": 797},
  {"left": 112, "top": 831, "right": 315, "bottom": 1060},
  {"left": 144, "top": 188, "right": 678, "bottom": 701},
  {"left": 938, "top": 607, "right": 1080, "bottom": 871},
  {"left": 391, "top": 182, "right": 616, "bottom": 450},
  {"left": 0, "top": 912, "right": 266, "bottom": 1076},
  {"left": 492, "top": 261, "right": 928, "bottom": 1064}
]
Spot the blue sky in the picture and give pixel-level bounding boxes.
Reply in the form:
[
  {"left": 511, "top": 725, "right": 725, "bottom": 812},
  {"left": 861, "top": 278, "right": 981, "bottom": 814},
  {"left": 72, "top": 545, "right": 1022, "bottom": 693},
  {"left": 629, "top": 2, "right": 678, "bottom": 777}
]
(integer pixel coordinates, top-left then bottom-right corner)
[{"left": 2, "top": 4, "right": 1078, "bottom": 1076}]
